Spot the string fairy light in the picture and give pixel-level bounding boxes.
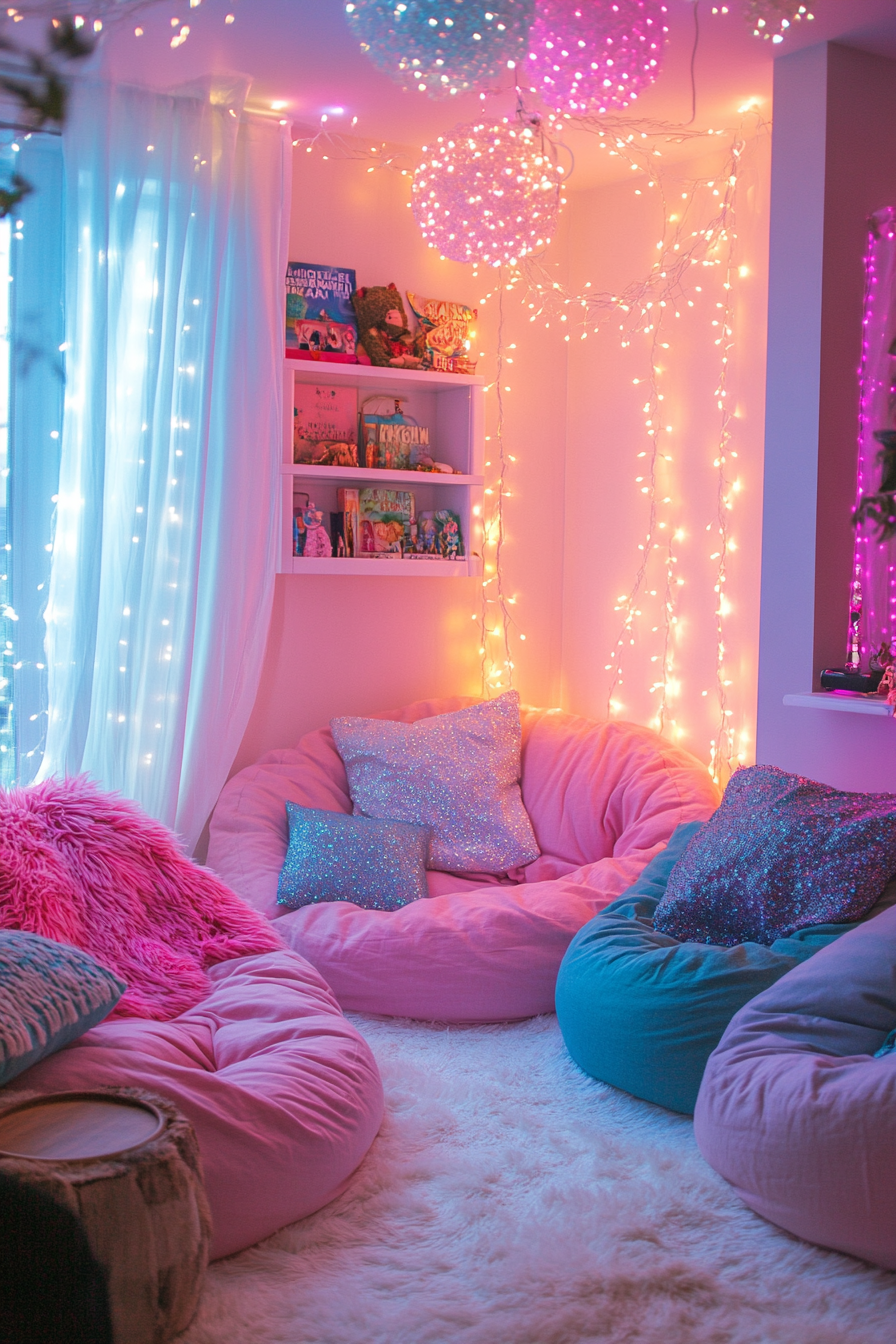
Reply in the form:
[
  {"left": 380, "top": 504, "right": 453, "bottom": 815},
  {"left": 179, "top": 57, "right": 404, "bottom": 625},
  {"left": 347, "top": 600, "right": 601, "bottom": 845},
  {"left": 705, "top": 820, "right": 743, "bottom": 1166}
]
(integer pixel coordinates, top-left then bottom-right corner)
[
  {"left": 743, "top": 0, "right": 813, "bottom": 44},
  {"left": 411, "top": 113, "right": 567, "bottom": 267},
  {"left": 3, "top": 0, "right": 238, "bottom": 47},
  {"left": 344, "top": 0, "right": 534, "bottom": 97},
  {"left": 848, "top": 207, "right": 896, "bottom": 671},
  {"left": 477, "top": 284, "right": 518, "bottom": 695},
  {"left": 498, "top": 110, "right": 763, "bottom": 780},
  {"left": 526, "top": 0, "right": 668, "bottom": 114}
]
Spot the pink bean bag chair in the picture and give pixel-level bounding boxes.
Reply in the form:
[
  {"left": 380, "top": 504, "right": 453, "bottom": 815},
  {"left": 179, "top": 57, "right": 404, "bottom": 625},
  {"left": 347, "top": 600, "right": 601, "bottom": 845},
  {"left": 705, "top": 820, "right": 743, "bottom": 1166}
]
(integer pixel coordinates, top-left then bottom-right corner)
[
  {"left": 694, "top": 906, "right": 896, "bottom": 1269},
  {"left": 208, "top": 697, "right": 720, "bottom": 1021},
  {"left": 10, "top": 949, "right": 385, "bottom": 1260}
]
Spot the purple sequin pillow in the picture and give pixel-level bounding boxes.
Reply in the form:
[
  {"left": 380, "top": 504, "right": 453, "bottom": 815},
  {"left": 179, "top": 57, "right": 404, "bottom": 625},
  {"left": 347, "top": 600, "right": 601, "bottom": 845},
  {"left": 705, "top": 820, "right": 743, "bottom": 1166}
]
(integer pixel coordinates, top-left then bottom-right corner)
[
  {"left": 653, "top": 764, "right": 896, "bottom": 947},
  {"left": 330, "top": 691, "right": 540, "bottom": 875}
]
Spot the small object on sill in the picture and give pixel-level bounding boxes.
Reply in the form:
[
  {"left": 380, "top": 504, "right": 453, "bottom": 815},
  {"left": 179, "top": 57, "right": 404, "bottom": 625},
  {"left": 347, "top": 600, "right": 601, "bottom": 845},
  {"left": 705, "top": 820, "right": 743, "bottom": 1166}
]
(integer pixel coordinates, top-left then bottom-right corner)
[{"left": 819, "top": 667, "right": 883, "bottom": 694}]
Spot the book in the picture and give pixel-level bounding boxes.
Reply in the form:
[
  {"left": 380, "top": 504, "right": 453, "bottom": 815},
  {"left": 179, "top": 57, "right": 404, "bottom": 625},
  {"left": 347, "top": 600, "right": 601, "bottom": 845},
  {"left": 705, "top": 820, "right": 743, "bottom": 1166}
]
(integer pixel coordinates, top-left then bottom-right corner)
[
  {"left": 358, "top": 488, "right": 415, "bottom": 555},
  {"left": 337, "top": 488, "right": 360, "bottom": 557},
  {"left": 286, "top": 262, "right": 359, "bottom": 364},
  {"left": 294, "top": 383, "right": 359, "bottom": 466},
  {"left": 361, "top": 412, "right": 432, "bottom": 471},
  {"left": 406, "top": 293, "right": 478, "bottom": 375}
]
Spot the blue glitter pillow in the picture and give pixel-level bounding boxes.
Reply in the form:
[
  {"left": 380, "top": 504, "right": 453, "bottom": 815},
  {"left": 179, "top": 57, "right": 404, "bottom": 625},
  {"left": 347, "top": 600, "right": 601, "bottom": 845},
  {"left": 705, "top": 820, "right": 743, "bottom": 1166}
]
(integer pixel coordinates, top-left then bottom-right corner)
[
  {"left": 277, "top": 802, "right": 431, "bottom": 911},
  {"left": 653, "top": 764, "right": 896, "bottom": 947}
]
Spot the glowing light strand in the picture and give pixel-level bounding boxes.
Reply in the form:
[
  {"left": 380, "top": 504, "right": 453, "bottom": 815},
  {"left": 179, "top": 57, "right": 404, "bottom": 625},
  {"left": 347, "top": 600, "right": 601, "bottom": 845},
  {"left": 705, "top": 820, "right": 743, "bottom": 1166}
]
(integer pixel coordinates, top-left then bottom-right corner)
[
  {"left": 509, "top": 114, "right": 762, "bottom": 780},
  {"left": 478, "top": 285, "right": 517, "bottom": 694},
  {"left": 848, "top": 208, "right": 896, "bottom": 668},
  {"left": 743, "top": 1, "right": 814, "bottom": 44}
]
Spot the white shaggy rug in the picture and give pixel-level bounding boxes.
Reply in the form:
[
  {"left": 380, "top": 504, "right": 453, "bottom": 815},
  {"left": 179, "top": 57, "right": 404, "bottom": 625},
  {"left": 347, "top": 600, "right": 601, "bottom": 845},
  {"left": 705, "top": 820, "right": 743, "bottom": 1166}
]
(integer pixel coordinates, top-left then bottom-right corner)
[{"left": 181, "top": 1015, "right": 896, "bottom": 1344}]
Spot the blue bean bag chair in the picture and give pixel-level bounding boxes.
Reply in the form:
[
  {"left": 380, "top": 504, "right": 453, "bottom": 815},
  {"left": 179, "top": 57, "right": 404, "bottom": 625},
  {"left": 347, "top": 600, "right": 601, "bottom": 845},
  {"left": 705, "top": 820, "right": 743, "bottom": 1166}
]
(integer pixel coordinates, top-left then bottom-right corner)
[{"left": 555, "top": 823, "right": 876, "bottom": 1114}]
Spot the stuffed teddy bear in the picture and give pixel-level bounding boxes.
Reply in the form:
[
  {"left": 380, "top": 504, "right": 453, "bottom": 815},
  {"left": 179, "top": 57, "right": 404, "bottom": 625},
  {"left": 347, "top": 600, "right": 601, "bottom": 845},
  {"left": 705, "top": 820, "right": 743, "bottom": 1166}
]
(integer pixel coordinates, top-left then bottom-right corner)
[{"left": 351, "top": 284, "right": 426, "bottom": 368}]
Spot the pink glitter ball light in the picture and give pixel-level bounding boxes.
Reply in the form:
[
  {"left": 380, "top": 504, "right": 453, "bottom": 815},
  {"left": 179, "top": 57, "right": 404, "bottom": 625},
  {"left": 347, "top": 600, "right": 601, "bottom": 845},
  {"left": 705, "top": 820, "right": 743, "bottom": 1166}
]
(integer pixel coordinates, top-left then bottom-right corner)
[
  {"left": 527, "top": 0, "right": 668, "bottom": 114},
  {"left": 412, "top": 118, "right": 567, "bottom": 267}
]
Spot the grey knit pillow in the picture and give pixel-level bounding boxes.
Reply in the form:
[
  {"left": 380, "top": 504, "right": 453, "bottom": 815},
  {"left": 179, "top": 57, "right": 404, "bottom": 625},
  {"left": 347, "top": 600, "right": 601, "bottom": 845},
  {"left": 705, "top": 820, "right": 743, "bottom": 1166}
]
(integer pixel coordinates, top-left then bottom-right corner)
[{"left": 0, "top": 930, "right": 125, "bottom": 1085}]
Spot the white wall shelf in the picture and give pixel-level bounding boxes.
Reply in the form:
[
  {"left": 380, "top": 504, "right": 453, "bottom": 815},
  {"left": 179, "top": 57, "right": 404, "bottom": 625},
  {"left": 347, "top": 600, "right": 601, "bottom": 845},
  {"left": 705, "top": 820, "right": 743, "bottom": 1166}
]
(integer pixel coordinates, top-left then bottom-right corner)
[
  {"left": 280, "top": 359, "right": 484, "bottom": 576},
  {"left": 783, "top": 692, "right": 895, "bottom": 717},
  {"left": 287, "top": 358, "right": 485, "bottom": 391},
  {"left": 280, "top": 556, "right": 477, "bottom": 577},
  {"left": 282, "top": 463, "right": 483, "bottom": 488}
]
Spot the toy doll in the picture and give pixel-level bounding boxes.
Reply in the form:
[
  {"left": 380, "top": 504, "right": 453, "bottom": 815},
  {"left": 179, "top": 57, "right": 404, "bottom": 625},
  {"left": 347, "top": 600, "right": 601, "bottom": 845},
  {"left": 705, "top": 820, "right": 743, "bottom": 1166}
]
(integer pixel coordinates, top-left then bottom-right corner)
[{"left": 302, "top": 501, "right": 332, "bottom": 558}]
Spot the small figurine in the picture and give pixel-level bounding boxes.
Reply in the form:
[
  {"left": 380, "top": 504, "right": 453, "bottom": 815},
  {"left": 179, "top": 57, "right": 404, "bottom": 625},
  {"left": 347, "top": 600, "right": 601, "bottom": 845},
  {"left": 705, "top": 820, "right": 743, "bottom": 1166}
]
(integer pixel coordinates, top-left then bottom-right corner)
[
  {"left": 878, "top": 664, "right": 896, "bottom": 703},
  {"left": 351, "top": 284, "right": 426, "bottom": 369},
  {"left": 870, "top": 641, "right": 895, "bottom": 672},
  {"left": 418, "top": 513, "right": 437, "bottom": 555},
  {"left": 301, "top": 501, "right": 332, "bottom": 558},
  {"left": 440, "top": 516, "right": 460, "bottom": 560}
]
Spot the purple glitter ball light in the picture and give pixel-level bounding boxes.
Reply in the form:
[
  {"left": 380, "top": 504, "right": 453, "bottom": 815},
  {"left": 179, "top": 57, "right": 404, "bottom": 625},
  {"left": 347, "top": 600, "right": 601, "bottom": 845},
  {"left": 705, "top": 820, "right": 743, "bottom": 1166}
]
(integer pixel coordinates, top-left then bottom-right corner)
[{"left": 526, "top": 0, "right": 668, "bottom": 114}]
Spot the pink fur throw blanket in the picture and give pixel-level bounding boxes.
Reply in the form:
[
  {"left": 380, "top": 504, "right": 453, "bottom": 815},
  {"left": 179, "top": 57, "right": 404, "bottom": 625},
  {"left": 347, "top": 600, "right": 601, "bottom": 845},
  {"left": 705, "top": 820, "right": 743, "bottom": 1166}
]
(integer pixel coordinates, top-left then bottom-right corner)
[{"left": 0, "top": 775, "right": 282, "bottom": 1021}]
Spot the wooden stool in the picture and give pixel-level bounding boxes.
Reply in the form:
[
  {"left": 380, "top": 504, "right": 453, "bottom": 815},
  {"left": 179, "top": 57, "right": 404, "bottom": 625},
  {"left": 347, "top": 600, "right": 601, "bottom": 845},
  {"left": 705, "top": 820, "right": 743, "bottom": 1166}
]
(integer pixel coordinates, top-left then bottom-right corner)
[{"left": 0, "top": 1087, "right": 211, "bottom": 1344}]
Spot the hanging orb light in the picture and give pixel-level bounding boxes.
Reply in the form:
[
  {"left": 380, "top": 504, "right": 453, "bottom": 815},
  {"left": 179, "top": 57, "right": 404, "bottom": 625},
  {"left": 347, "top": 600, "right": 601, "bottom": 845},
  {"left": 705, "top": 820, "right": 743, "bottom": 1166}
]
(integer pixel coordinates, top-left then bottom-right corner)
[
  {"left": 412, "top": 117, "right": 566, "bottom": 266},
  {"left": 744, "top": 0, "right": 814, "bottom": 44},
  {"left": 526, "top": 0, "right": 668, "bottom": 115},
  {"left": 344, "top": 0, "right": 535, "bottom": 97}
]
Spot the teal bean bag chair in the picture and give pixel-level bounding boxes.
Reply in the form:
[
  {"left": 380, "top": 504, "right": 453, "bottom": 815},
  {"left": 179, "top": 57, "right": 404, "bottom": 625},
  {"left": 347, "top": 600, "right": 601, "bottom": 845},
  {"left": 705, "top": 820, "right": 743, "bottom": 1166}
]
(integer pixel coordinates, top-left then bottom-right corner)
[{"left": 555, "top": 822, "right": 871, "bottom": 1114}]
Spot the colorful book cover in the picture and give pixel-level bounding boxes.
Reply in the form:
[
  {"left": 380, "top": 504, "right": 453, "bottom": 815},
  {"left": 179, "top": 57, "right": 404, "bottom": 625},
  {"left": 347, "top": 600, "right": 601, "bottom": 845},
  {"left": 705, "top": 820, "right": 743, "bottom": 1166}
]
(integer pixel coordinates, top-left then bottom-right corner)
[
  {"left": 337, "top": 487, "right": 360, "bottom": 557},
  {"left": 406, "top": 292, "right": 478, "bottom": 375},
  {"left": 361, "top": 414, "right": 432, "bottom": 471},
  {"left": 358, "top": 488, "right": 415, "bottom": 555},
  {"left": 286, "top": 262, "right": 359, "bottom": 363},
  {"left": 294, "top": 383, "right": 358, "bottom": 466}
]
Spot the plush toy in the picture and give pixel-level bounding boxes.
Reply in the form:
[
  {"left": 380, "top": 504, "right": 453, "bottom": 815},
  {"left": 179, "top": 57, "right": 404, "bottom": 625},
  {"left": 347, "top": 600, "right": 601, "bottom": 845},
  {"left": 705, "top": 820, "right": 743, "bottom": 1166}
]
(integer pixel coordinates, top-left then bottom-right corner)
[{"left": 351, "top": 284, "right": 426, "bottom": 369}]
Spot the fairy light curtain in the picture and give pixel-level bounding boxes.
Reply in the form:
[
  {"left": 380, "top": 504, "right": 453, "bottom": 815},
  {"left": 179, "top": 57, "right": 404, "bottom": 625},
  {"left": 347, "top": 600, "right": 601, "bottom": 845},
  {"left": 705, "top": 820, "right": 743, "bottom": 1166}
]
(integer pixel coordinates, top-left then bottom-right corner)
[
  {"left": 3, "top": 132, "right": 65, "bottom": 787},
  {"left": 40, "top": 77, "right": 290, "bottom": 849},
  {"left": 848, "top": 207, "right": 896, "bottom": 670}
]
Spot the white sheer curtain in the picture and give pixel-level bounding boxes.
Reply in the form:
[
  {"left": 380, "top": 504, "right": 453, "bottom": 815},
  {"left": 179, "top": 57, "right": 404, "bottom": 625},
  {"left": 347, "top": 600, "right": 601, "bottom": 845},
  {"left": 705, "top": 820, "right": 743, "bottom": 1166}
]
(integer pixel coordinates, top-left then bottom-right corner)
[{"left": 40, "top": 78, "right": 291, "bottom": 849}]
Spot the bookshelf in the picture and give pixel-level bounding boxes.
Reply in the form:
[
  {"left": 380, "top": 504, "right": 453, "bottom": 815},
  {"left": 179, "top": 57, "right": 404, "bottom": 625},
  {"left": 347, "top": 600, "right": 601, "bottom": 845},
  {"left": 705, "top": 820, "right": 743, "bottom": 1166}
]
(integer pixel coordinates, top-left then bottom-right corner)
[{"left": 280, "top": 360, "right": 485, "bottom": 577}]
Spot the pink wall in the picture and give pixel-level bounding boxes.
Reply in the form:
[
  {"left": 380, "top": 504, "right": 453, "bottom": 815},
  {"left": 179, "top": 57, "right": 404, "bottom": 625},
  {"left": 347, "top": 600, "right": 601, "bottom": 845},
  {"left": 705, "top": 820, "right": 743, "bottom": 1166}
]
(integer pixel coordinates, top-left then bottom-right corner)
[
  {"left": 236, "top": 121, "right": 774, "bottom": 784},
  {"left": 560, "top": 135, "right": 771, "bottom": 781},
  {"left": 233, "top": 147, "right": 569, "bottom": 772}
]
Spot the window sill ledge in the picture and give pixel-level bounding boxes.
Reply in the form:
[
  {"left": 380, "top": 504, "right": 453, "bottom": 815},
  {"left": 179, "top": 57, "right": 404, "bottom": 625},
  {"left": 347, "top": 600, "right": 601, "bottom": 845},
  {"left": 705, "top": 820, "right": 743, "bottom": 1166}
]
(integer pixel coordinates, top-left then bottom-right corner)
[{"left": 783, "top": 692, "right": 895, "bottom": 717}]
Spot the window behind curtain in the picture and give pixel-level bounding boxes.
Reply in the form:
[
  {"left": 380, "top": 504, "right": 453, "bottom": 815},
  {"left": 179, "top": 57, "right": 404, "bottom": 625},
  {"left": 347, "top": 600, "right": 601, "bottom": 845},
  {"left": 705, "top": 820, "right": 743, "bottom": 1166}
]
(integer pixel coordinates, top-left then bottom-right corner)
[{"left": 0, "top": 131, "right": 64, "bottom": 786}]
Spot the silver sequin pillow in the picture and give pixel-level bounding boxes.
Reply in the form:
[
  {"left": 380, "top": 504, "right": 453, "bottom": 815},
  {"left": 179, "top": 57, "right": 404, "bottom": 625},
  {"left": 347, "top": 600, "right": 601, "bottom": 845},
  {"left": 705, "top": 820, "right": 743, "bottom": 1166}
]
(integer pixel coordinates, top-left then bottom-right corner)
[
  {"left": 0, "top": 930, "right": 126, "bottom": 1086},
  {"left": 278, "top": 802, "right": 431, "bottom": 910},
  {"left": 330, "top": 691, "right": 540, "bottom": 875},
  {"left": 654, "top": 764, "right": 896, "bottom": 947}
]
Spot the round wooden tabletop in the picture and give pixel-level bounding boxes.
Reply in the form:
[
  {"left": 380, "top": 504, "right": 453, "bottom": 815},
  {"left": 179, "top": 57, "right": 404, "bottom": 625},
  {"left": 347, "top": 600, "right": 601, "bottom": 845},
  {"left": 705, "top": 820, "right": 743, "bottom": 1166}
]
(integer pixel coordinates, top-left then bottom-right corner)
[{"left": 0, "top": 1092, "right": 166, "bottom": 1161}]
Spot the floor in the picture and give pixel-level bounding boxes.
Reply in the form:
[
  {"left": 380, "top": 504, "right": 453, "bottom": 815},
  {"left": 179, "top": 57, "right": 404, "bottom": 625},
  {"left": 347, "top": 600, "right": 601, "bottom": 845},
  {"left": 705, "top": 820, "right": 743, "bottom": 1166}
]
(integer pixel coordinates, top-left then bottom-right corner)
[{"left": 182, "top": 1014, "right": 896, "bottom": 1344}]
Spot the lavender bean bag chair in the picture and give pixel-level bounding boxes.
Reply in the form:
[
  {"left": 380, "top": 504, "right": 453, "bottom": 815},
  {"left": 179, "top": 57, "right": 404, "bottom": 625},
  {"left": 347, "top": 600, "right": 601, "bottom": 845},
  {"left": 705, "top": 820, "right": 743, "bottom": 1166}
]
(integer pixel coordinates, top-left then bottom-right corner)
[
  {"left": 9, "top": 949, "right": 384, "bottom": 1260},
  {"left": 694, "top": 907, "right": 896, "bottom": 1269},
  {"left": 208, "top": 697, "right": 720, "bottom": 1021}
]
